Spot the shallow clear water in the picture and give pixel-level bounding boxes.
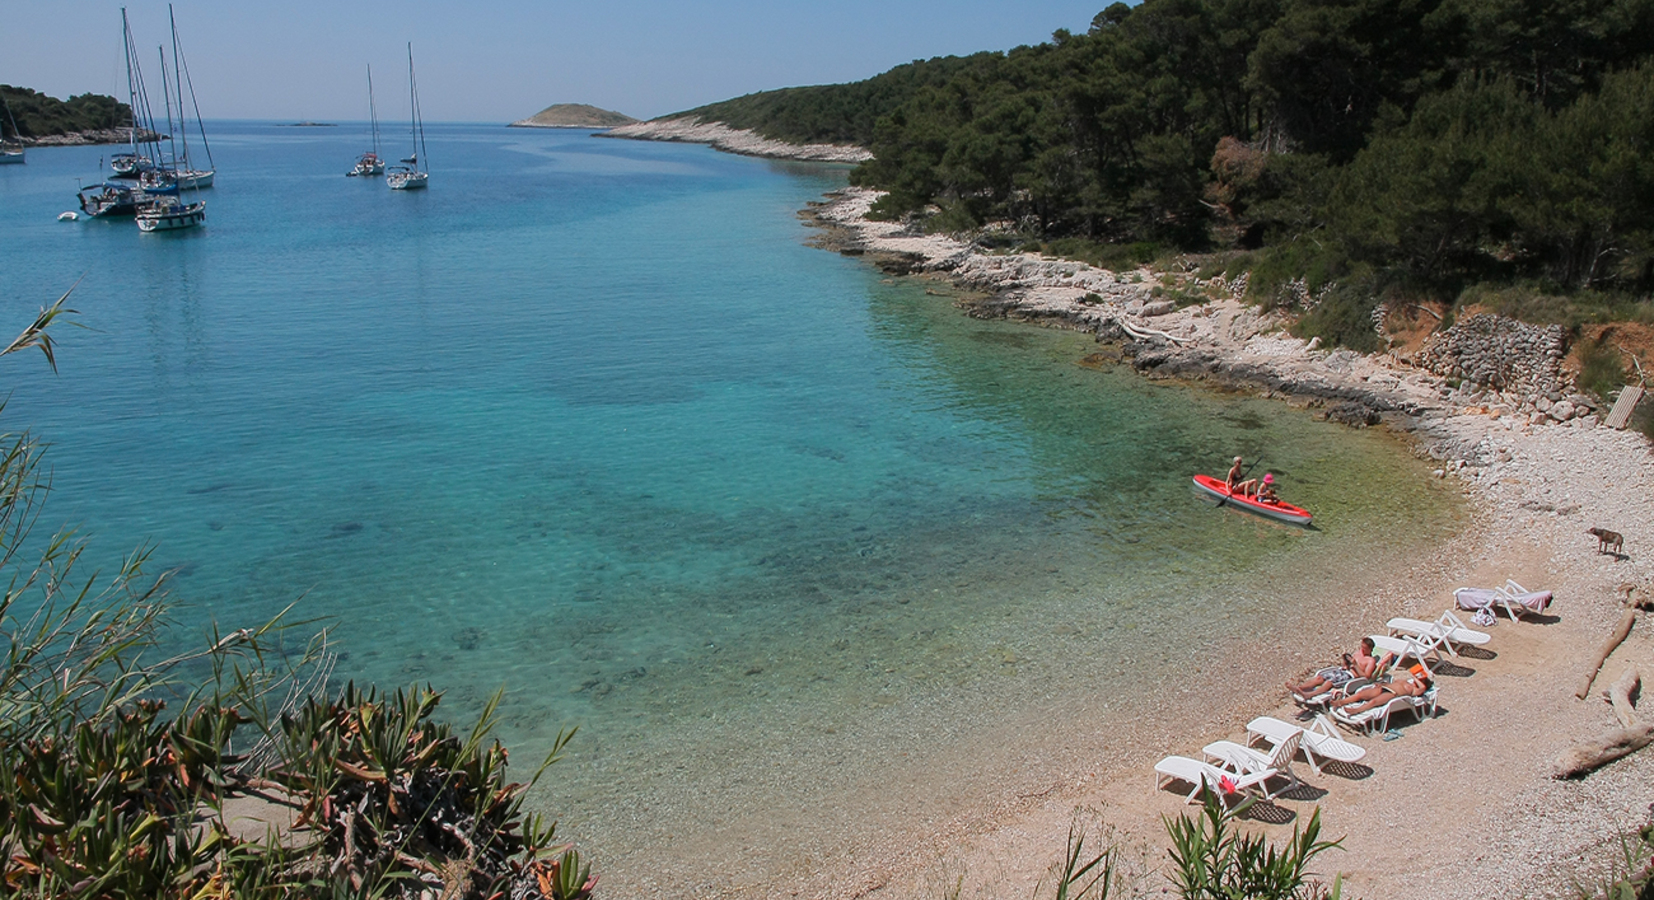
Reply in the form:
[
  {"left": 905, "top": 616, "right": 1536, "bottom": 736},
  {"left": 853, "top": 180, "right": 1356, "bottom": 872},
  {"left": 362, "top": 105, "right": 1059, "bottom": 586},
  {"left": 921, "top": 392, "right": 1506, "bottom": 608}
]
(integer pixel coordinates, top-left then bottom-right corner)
[{"left": 0, "top": 124, "right": 1462, "bottom": 892}]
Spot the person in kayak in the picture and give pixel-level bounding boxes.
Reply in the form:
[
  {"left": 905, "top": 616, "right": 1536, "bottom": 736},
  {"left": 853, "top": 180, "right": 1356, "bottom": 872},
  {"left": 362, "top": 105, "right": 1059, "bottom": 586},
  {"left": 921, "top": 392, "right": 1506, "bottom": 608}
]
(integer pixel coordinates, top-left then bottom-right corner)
[
  {"left": 1329, "top": 664, "right": 1433, "bottom": 715},
  {"left": 1287, "top": 637, "right": 1389, "bottom": 702},
  {"left": 1256, "top": 473, "right": 1279, "bottom": 503},
  {"left": 1226, "top": 456, "right": 1258, "bottom": 496}
]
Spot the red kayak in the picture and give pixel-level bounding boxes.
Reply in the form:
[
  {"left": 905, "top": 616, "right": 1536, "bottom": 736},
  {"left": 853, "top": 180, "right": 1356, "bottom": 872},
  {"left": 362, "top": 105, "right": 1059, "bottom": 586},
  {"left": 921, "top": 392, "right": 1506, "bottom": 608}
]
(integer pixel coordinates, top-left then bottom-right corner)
[{"left": 1192, "top": 474, "right": 1313, "bottom": 526}]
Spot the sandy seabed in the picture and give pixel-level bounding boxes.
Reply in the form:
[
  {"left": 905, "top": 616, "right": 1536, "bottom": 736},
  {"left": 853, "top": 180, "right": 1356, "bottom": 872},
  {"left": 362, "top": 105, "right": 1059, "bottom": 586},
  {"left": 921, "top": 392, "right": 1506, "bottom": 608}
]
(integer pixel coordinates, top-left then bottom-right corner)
[{"left": 598, "top": 123, "right": 1654, "bottom": 898}]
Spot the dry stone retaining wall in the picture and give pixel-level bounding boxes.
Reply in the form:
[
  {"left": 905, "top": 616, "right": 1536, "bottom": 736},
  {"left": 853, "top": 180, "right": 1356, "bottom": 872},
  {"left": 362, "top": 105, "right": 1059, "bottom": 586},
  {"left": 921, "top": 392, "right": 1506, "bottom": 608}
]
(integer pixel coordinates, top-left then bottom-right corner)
[{"left": 1415, "top": 313, "right": 1568, "bottom": 397}]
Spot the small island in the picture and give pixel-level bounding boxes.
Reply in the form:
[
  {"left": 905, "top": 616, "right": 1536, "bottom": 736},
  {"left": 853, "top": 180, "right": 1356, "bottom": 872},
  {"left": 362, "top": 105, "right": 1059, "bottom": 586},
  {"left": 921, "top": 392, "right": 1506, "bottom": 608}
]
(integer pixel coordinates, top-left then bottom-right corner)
[{"left": 509, "top": 103, "right": 638, "bottom": 129}]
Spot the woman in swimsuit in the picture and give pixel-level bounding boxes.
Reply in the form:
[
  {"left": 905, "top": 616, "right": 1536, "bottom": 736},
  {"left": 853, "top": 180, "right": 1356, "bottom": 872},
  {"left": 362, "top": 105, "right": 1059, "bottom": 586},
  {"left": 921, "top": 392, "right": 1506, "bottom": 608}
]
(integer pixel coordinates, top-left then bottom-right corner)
[{"left": 1330, "top": 665, "right": 1433, "bottom": 715}]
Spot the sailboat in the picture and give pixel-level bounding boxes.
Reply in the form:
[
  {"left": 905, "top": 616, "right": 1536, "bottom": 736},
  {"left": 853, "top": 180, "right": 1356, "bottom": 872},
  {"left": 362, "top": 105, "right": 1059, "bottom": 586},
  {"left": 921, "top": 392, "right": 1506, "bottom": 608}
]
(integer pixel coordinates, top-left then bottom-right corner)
[
  {"left": 347, "top": 64, "right": 386, "bottom": 176},
  {"left": 0, "top": 86, "right": 24, "bottom": 164},
  {"left": 385, "top": 43, "right": 428, "bottom": 190},
  {"left": 138, "top": 4, "right": 213, "bottom": 192},
  {"left": 84, "top": 9, "right": 150, "bottom": 216},
  {"left": 136, "top": 9, "right": 204, "bottom": 232}
]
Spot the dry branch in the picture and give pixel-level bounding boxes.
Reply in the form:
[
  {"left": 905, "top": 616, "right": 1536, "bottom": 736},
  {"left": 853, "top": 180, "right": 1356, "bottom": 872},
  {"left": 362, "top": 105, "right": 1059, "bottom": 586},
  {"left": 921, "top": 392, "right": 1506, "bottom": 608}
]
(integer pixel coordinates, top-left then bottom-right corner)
[
  {"left": 1610, "top": 667, "right": 1642, "bottom": 730},
  {"left": 1554, "top": 725, "right": 1654, "bottom": 779},
  {"left": 1576, "top": 608, "right": 1637, "bottom": 700}
]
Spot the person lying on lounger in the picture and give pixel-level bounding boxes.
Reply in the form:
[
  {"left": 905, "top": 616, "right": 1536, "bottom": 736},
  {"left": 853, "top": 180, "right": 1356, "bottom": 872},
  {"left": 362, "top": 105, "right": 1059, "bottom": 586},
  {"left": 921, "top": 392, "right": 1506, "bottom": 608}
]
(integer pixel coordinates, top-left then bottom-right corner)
[
  {"left": 1329, "top": 664, "right": 1433, "bottom": 715},
  {"left": 1287, "top": 637, "right": 1389, "bottom": 701}
]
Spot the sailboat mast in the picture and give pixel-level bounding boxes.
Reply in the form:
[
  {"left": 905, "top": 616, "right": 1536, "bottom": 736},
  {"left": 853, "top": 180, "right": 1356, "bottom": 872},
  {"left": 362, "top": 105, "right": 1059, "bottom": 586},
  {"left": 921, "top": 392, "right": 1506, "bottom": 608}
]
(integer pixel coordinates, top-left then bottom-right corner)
[
  {"left": 122, "top": 7, "right": 138, "bottom": 157},
  {"left": 169, "top": 18, "right": 191, "bottom": 174},
  {"left": 158, "top": 46, "right": 177, "bottom": 170},
  {"left": 406, "top": 43, "right": 418, "bottom": 167},
  {"left": 168, "top": 3, "right": 209, "bottom": 173},
  {"left": 368, "top": 64, "right": 380, "bottom": 155}
]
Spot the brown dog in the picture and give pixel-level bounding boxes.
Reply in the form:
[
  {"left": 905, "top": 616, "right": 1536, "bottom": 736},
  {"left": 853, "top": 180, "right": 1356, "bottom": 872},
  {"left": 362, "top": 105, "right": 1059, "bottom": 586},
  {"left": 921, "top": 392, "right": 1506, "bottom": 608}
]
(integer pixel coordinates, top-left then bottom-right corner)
[{"left": 1588, "top": 527, "right": 1624, "bottom": 556}]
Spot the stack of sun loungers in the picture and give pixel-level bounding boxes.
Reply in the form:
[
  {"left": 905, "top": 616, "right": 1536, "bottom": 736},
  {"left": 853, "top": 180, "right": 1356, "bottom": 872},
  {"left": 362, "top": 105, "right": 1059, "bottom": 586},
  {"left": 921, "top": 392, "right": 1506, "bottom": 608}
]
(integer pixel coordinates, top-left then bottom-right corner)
[{"left": 1155, "top": 583, "right": 1550, "bottom": 804}]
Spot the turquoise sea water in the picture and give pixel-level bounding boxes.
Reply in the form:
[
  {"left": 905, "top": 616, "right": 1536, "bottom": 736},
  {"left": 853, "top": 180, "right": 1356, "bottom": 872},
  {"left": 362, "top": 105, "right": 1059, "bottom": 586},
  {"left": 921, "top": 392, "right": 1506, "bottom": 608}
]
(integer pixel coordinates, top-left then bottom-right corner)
[{"left": 0, "top": 124, "right": 1462, "bottom": 893}]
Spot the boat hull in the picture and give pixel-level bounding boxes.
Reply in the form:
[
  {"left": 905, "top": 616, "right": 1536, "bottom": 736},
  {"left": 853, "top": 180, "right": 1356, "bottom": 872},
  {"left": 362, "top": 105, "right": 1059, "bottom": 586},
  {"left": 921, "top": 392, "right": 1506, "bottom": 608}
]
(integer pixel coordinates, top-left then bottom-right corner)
[
  {"left": 1191, "top": 474, "right": 1313, "bottom": 525},
  {"left": 387, "top": 170, "right": 428, "bottom": 190},
  {"left": 0, "top": 149, "right": 23, "bottom": 165},
  {"left": 137, "top": 200, "right": 205, "bottom": 232}
]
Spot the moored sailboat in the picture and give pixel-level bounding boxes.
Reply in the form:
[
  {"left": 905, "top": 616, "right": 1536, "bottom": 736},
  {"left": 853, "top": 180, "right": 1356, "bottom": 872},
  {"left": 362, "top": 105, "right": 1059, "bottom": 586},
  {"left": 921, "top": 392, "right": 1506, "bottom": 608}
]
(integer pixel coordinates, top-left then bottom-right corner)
[
  {"left": 136, "top": 7, "right": 204, "bottom": 233},
  {"left": 0, "top": 86, "right": 24, "bottom": 164},
  {"left": 138, "top": 4, "right": 213, "bottom": 193},
  {"left": 385, "top": 43, "right": 428, "bottom": 190},
  {"left": 348, "top": 64, "right": 386, "bottom": 177}
]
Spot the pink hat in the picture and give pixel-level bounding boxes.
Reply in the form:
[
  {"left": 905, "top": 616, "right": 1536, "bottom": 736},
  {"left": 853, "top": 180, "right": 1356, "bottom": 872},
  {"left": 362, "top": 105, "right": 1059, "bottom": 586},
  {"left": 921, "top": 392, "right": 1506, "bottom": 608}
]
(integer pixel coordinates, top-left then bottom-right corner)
[{"left": 1262, "top": 473, "right": 1274, "bottom": 483}]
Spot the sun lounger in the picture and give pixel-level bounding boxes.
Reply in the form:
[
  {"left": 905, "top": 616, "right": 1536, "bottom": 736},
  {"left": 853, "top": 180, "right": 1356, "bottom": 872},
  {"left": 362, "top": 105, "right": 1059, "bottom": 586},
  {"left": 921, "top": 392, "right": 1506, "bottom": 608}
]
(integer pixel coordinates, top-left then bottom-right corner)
[
  {"left": 1370, "top": 634, "right": 1440, "bottom": 670},
  {"left": 1153, "top": 755, "right": 1273, "bottom": 804},
  {"left": 1331, "top": 687, "right": 1438, "bottom": 735},
  {"left": 1454, "top": 579, "right": 1553, "bottom": 621},
  {"left": 1203, "top": 731, "right": 1304, "bottom": 799},
  {"left": 1246, "top": 714, "right": 1366, "bottom": 776},
  {"left": 1386, "top": 611, "right": 1490, "bottom": 657}
]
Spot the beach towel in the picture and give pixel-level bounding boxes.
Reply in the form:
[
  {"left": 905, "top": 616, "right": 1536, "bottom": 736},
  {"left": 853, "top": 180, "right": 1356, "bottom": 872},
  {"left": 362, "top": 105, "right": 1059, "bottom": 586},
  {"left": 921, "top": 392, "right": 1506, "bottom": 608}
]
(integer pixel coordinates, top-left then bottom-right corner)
[{"left": 1454, "top": 586, "right": 1553, "bottom": 617}]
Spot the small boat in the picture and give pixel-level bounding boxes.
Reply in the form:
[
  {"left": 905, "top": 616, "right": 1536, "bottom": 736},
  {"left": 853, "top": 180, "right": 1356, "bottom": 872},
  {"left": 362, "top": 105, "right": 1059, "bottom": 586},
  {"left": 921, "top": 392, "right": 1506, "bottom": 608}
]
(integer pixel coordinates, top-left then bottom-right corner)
[
  {"left": 136, "top": 191, "right": 205, "bottom": 232},
  {"left": 1191, "top": 474, "right": 1313, "bottom": 526},
  {"left": 386, "top": 43, "right": 428, "bottom": 191},
  {"left": 110, "top": 151, "right": 154, "bottom": 178},
  {"left": 347, "top": 64, "right": 386, "bottom": 177},
  {"left": 78, "top": 181, "right": 139, "bottom": 218}
]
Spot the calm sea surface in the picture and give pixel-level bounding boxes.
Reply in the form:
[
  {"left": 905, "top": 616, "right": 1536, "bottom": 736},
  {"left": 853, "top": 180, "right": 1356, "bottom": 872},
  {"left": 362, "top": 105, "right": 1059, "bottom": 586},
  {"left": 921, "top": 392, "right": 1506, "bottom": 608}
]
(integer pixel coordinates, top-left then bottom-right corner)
[{"left": 0, "top": 123, "right": 1462, "bottom": 893}]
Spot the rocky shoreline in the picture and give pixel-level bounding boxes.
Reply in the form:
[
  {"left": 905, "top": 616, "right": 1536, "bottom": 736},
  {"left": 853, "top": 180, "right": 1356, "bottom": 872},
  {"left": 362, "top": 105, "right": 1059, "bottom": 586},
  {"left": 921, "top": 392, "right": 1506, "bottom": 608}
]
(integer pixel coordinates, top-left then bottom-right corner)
[
  {"left": 598, "top": 117, "right": 871, "bottom": 163},
  {"left": 20, "top": 127, "right": 163, "bottom": 147}
]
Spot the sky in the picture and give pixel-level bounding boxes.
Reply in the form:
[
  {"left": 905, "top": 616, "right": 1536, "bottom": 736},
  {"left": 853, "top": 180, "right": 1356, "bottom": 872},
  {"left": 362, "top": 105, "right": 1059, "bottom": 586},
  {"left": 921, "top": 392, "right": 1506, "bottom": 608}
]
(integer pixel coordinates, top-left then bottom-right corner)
[{"left": 3, "top": 1, "right": 1114, "bottom": 123}]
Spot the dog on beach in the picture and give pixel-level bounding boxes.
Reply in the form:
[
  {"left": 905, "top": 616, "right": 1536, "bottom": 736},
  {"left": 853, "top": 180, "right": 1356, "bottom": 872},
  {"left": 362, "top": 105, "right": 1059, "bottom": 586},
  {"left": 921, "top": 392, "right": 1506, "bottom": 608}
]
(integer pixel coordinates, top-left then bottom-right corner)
[{"left": 1588, "top": 527, "right": 1624, "bottom": 556}]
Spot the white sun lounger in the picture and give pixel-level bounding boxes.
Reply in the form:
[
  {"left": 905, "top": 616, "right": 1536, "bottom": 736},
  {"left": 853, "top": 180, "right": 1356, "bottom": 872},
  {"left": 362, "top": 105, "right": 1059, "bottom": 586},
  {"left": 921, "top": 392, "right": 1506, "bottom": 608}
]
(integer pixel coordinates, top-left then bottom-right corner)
[
  {"left": 1387, "top": 611, "right": 1491, "bottom": 657},
  {"left": 1247, "top": 714, "right": 1366, "bottom": 776},
  {"left": 1203, "top": 731, "right": 1304, "bottom": 799},
  {"left": 1370, "top": 634, "right": 1441, "bottom": 669},
  {"left": 1153, "top": 755, "right": 1273, "bottom": 804},
  {"left": 1331, "top": 687, "right": 1438, "bottom": 735},
  {"left": 1454, "top": 580, "right": 1553, "bottom": 621}
]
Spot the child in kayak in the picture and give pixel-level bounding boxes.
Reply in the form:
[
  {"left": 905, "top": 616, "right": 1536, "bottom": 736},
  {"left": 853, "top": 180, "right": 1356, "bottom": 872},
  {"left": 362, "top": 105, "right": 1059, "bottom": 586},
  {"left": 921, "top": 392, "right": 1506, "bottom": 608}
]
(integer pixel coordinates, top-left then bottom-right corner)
[{"left": 1256, "top": 473, "right": 1279, "bottom": 503}]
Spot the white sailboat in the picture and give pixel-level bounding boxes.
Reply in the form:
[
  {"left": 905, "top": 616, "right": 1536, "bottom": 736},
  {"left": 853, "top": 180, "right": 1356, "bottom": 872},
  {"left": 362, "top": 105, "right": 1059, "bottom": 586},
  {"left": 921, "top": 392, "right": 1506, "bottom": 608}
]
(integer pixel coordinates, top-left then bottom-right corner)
[
  {"left": 138, "top": 4, "right": 214, "bottom": 193},
  {"left": 136, "top": 8, "right": 204, "bottom": 233},
  {"left": 0, "top": 86, "right": 24, "bottom": 164},
  {"left": 347, "top": 64, "right": 386, "bottom": 176},
  {"left": 109, "top": 7, "right": 158, "bottom": 180},
  {"left": 386, "top": 43, "right": 428, "bottom": 190}
]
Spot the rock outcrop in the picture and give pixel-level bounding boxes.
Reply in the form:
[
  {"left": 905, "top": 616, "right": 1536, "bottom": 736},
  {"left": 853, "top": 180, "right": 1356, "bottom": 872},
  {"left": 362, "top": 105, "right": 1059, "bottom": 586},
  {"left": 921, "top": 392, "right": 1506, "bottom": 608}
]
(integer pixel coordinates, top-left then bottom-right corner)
[{"left": 599, "top": 117, "right": 872, "bottom": 163}]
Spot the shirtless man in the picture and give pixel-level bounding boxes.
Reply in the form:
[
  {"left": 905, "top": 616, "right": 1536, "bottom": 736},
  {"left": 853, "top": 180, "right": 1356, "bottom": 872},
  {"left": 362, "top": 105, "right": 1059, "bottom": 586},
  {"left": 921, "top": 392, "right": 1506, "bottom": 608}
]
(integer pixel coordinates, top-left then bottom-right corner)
[
  {"left": 1330, "top": 665, "right": 1433, "bottom": 715},
  {"left": 1287, "top": 637, "right": 1387, "bottom": 702}
]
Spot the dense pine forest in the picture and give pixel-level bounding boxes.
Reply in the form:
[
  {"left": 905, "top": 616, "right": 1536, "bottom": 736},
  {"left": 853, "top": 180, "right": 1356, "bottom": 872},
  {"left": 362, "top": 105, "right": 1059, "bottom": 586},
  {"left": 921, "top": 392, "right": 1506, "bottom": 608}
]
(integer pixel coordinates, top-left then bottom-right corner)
[
  {"left": 0, "top": 86, "right": 129, "bottom": 138},
  {"left": 679, "top": 0, "right": 1654, "bottom": 349}
]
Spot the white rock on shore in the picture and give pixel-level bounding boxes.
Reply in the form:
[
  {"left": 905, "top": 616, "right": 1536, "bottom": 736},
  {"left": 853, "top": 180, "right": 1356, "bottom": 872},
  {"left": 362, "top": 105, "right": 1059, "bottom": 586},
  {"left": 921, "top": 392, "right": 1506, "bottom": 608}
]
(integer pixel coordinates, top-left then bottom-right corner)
[{"left": 599, "top": 117, "right": 872, "bottom": 163}]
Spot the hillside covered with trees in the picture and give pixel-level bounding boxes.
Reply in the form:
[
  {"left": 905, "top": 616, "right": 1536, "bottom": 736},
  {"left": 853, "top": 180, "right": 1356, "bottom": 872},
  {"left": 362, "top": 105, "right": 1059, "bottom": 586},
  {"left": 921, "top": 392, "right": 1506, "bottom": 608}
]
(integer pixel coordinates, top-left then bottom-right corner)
[
  {"left": 0, "top": 85, "right": 130, "bottom": 138},
  {"left": 676, "top": 0, "right": 1654, "bottom": 349}
]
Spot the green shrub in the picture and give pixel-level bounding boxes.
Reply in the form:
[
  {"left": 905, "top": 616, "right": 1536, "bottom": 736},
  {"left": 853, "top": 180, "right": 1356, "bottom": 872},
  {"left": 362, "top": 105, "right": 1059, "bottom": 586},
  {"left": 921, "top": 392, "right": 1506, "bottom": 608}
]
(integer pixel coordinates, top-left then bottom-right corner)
[
  {"left": 1575, "top": 337, "right": 1630, "bottom": 404},
  {"left": 1163, "top": 788, "right": 1343, "bottom": 900}
]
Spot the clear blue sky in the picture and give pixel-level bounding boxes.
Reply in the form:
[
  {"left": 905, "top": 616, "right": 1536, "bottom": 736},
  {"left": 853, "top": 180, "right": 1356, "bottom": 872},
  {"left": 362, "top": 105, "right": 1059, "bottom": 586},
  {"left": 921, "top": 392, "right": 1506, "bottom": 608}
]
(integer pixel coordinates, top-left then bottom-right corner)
[{"left": 3, "top": 1, "right": 1113, "bottom": 123}]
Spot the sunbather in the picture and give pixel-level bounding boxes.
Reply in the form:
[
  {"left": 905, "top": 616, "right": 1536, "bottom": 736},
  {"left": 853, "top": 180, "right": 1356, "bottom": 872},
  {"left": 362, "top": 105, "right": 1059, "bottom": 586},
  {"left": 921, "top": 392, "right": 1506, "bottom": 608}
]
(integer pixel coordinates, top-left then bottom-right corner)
[
  {"left": 1287, "top": 637, "right": 1388, "bottom": 701},
  {"left": 1329, "top": 664, "right": 1432, "bottom": 715}
]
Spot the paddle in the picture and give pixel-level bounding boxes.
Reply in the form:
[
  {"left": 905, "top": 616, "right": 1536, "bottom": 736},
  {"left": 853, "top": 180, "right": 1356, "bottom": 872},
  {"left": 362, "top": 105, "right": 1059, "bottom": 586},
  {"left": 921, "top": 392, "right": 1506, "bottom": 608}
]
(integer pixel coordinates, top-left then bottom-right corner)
[{"left": 1216, "top": 456, "right": 1262, "bottom": 508}]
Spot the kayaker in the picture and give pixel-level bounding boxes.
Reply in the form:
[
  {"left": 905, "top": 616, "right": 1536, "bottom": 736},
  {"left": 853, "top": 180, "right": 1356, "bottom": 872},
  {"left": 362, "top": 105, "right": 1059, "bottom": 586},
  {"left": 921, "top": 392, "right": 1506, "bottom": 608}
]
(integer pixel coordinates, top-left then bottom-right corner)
[
  {"left": 1226, "top": 456, "right": 1257, "bottom": 497},
  {"left": 1256, "top": 473, "right": 1279, "bottom": 503}
]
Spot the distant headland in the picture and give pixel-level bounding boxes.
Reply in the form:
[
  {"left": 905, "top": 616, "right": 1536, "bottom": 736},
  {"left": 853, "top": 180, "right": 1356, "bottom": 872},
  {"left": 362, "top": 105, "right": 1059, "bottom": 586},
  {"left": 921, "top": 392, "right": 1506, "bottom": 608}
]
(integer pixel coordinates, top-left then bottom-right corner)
[{"left": 509, "top": 104, "right": 638, "bottom": 129}]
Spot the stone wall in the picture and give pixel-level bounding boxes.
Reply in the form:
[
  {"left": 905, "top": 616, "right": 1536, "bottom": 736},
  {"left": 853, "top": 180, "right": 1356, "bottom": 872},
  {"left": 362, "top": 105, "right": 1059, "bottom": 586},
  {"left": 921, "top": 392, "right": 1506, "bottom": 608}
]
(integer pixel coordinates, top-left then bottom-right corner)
[{"left": 1414, "top": 313, "right": 1568, "bottom": 397}]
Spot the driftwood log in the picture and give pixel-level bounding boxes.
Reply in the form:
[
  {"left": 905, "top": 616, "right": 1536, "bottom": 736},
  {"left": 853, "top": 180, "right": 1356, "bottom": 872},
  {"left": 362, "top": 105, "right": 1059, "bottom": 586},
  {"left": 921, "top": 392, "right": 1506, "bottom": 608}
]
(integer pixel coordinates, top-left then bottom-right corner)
[
  {"left": 1575, "top": 608, "right": 1637, "bottom": 700},
  {"left": 1556, "top": 667, "right": 1654, "bottom": 779}
]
